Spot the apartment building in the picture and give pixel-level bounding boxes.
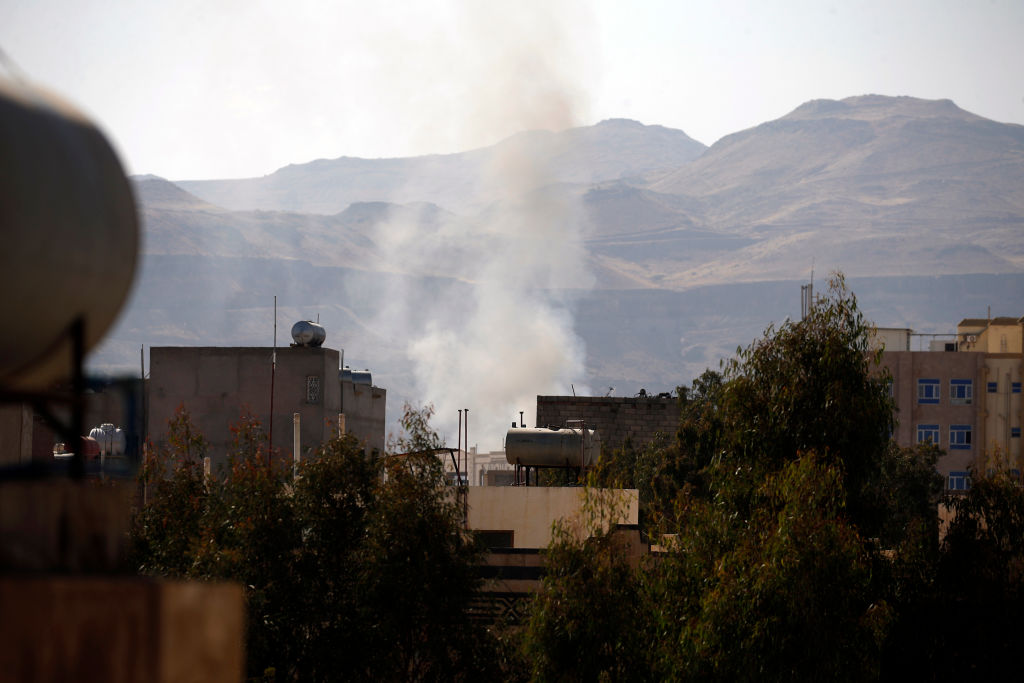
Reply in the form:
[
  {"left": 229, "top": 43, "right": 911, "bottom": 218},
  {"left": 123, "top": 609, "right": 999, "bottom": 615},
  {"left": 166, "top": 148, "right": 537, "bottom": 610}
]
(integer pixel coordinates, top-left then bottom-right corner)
[{"left": 879, "top": 315, "right": 1023, "bottom": 490}]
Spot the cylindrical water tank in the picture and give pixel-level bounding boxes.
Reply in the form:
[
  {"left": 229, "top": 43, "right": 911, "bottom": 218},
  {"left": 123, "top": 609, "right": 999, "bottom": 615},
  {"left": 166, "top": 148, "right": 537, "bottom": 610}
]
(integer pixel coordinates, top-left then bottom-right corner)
[
  {"left": 505, "top": 427, "right": 601, "bottom": 468},
  {"left": 339, "top": 366, "right": 372, "bottom": 385},
  {"left": 291, "top": 320, "right": 326, "bottom": 347},
  {"left": 0, "top": 78, "right": 139, "bottom": 390},
  {"left": 88, "top": 423, "right": 126, "bottom": 456}
]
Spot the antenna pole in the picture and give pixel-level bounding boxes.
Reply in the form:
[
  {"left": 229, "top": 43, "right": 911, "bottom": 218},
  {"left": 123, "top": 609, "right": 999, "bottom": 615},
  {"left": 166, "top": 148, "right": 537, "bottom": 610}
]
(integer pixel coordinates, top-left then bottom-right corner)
[{"left": 269, "top": 296, "right": 277, "bottom": 467}]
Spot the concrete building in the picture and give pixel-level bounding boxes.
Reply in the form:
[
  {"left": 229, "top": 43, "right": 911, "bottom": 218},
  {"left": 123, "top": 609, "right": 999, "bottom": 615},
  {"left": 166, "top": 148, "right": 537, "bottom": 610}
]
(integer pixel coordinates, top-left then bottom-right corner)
[
  {"left": 467, "top": 486, "right": 641, "bottom": 623},
  {"left": 440, "top": 446, "right": 515, "bottom": 486},
  {"left": 879, "top": 315, "right": 1023, "bottom": 490},
  {"left": 148, "top": 345, "right": 385, "bottom": 466},
  {"left": 536, "top": 394, "right": 680, "bottom": 454}
]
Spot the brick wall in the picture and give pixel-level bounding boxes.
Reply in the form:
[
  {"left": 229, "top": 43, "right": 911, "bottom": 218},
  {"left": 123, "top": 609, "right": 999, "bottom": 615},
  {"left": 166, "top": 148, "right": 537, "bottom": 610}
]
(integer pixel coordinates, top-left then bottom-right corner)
[{"left": 535, "top": 396, "right": 680, "bottom": 453}]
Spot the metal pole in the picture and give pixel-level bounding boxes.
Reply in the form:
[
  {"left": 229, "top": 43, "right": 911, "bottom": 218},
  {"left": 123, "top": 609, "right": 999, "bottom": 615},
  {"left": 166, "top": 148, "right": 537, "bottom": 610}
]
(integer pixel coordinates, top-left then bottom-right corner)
[
  {"left": 464, "top": 408, "right": 469, "bottom": 524},
  {"left": 293, "top": 412, "right": 300, "bottom": 479},
  {"left": 70, "top": 317, "right": 85, "bottom": 480},
  {"left": 269, "top": 295, "right": 276, "bottom": 467},
  {"left": 140, "top": 344, "right": 146, "bottom": 459},
  {"left": 457, "top": 409, "right": 462, "bottom": 484}
]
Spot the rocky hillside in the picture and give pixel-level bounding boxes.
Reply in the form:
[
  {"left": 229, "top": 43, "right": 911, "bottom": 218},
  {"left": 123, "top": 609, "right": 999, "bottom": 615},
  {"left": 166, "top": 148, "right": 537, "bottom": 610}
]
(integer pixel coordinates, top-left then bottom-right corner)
[
  {"left": 92, "top": 97, "right": 1024, "bottom": 443},
  {"left": 176, "top": 118, "right": 708, "bottom": 215}
]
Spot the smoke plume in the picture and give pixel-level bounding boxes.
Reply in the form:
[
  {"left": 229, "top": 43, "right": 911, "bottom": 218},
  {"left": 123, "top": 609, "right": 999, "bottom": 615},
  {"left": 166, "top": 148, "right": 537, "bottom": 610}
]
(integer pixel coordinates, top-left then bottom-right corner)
[{"left": 370, "top": 2, "right": 595, "bottom": 451}]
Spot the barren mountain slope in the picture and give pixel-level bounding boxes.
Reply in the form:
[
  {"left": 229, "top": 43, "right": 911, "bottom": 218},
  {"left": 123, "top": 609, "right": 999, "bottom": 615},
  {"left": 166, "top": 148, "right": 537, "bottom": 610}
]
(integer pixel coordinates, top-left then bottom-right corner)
[{"left": 176, "top": 118, "right": 707, "bottom": 215}]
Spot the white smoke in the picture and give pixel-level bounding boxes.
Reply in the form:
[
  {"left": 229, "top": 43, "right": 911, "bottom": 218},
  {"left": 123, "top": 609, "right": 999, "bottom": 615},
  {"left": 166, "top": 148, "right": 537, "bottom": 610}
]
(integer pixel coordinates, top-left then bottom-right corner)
[{"left": 369, "top": 2, "right": 596, "bottom": 450}]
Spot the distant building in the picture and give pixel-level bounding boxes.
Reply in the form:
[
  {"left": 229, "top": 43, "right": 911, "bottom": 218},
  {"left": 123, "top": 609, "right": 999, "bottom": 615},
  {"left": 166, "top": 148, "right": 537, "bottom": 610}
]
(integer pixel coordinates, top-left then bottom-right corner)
[
  {"left": 440, "top": 446, "right": 515, "bottom": 486},
  {"left": 535, "top": 394, "right": 679, "bottom": 454},
  {"left": 879, "top": 315, "right": 1023, "bottom": 490},
  {"left": 468, "top": 486, "right": 641, "bottom": 623},
  {"left": 148, "top": 345, "right": 385, "bottom": 467}
]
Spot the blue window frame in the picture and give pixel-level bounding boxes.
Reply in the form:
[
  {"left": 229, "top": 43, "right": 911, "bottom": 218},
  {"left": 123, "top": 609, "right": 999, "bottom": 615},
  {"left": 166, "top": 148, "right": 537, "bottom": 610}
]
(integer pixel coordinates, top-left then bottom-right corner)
[
  {"left": 988, "top": 381, "right": 998, "bottom": 393},
  {"left": 1012, "top": 427, "right": 1022, "bottom": 438},
  {"left": 949, "top": 424, "right": 972, "bottom": 450},
  {"left": 950, "top": 379, "right": 972, "bottom": 405},
  {"left": 1014, "top": 382, "right": 1022, "bottom": 394},
  {"left": 916, "top": 424, "right": 940, "bottom": 445},
  {"left": 918, "top": 379, "right": 940, "bottom": 404},
  {"left": 948, "top": 471, "right": 971, "bottom": 491}
]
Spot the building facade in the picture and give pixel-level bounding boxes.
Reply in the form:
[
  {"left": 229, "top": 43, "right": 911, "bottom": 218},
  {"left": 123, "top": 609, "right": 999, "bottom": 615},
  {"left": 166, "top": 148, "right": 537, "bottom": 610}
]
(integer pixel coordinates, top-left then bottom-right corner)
[
  {"left": 148, "top": 346, "right": 385, "bottom": 466},
  {"left": 880, "top": 315, "right": 1023, "bottom": 490},
  {"left": 535, "top": 395, "right": 680, "bottom": 454}
]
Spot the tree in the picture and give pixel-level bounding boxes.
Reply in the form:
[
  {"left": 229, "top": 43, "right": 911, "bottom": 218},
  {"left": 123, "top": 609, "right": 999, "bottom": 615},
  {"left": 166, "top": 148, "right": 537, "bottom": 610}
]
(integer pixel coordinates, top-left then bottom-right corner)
[
  {"left": 649, "top": 454, "right": 890, "bottom": 682},
  {"left": 522, "top": 274, "right": 944, "bottom": 680},
  {"left": 521, "top": 487, "right": 649, "bottom": 682},
  {"left": 131, "top": 403, "right": 497, "bottom": 681}
]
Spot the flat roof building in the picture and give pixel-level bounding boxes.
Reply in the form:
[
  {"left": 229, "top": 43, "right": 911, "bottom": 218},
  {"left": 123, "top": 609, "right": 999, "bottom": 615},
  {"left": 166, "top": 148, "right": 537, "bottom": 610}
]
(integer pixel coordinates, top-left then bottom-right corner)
[
  {"left": 148, "top": 345, "right": 385, "bottom": 467},
  {"left": 880, "top": 313, "right": 1023, "bottom": 490}
]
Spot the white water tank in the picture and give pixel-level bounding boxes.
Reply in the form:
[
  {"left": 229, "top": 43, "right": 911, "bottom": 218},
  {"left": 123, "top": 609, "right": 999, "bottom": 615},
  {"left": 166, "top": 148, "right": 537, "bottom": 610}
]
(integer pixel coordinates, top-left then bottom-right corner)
[
  {"left": 291, "top": 320, "right": 326, "bottom": 347},
  {"left": 88, "top": 423, "right": 126, "bottom": 456},
  {"left": 505, "top": 427, "right": 601, "bottom": 468}
]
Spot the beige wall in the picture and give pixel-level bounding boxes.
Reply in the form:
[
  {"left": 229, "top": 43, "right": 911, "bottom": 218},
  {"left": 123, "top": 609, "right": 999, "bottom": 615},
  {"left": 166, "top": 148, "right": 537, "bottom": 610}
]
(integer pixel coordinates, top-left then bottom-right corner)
[
  {"left": 882, "top": 351, "right": 987, "bottom": 481},
  {"left": 872, "top": 327, "right": 912, "bottom": 352},
  {"left": 979, "top": 322, "right": 1023, "bottom": 354},
  {"left": 341, "top": 380, "right": 386, "bottom": 454},
  {"left": 981, "top": 356, "right": 1023, "bottom": 468},
  {"left": 148, "top": 346, "right": 341, "bottom": 467},
  {"left": 466, "top": 486, "right": 639, "bottom": 549},
  {"left": 882, "top": 349, "right": 1024, "bottom": 483}
]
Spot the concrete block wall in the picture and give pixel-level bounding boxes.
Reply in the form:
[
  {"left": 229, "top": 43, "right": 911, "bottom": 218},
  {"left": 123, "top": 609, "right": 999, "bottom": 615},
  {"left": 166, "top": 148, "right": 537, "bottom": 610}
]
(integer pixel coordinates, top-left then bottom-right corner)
[
  {"left": 148, "top": 346, "right": 341, "bottom": 467},
  {"left": 341, "top": 381, "right": 386, "bottom": 454},
  {"left": 535, "top": 396, "right": 680, "bottom": 454}
]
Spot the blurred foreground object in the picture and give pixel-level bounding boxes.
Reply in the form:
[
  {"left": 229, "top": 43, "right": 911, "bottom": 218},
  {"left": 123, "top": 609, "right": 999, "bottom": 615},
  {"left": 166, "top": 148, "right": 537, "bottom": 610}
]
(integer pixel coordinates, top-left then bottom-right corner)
[{"left": 0, "top": 77, "right": 138, "bottom": 391}]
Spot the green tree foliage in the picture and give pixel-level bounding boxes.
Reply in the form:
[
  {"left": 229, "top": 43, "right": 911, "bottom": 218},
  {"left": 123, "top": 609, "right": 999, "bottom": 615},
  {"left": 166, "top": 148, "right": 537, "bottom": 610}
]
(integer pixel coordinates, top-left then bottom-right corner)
[
  {"left": 714, "top": 274, "right": 896, "bottom": 535},
  {"left": 131, "top": 403, "right": 497, "bottom": 682},
  {"left": 522, "top": 489, "right": 648, "bottom": 683},
  {"left": 521, "top": 275, "right": 946, "bottom": 681},
  {"left": 929, "top": 469, "right": 1024, "bottom": 680},
  {"left": 650, "top": 455, "right": 890, "bottom": 682}
]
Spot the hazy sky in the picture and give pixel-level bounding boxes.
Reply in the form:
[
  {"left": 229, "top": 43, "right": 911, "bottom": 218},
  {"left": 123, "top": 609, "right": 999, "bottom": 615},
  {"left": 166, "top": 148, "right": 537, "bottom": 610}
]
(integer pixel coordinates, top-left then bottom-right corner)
[{"left": 2, "top": 0, "right": 1022, "bottom": 180}]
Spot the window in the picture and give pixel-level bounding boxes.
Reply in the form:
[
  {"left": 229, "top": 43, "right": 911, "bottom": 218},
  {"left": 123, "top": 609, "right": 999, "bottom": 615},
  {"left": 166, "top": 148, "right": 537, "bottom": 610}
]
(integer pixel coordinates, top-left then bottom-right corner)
[
  {"left": 916, "top": 424, "right": 940, "bottom": 445},
  {"left": 949, "top": 424, "right": 972, "bottom": 450},
  {"left": 1013, "top": 427, "right": 1022, "bottom": 438},
  {"left": 1014, "top": 382, "right": 1022, "bottom": 394},
  {"left": 306, "top": 375, "right": 321, "bottom": 404},
  {"left": 917, "top": 379, "right": 940, "bottom": 404},
  {"left": 950, "top": 379, "right": 972, "bottom": 405},
  {"left": 948, "top": 471, "right": 971, "bottom": 491},
  {"left": 475, "top": 530, "right": 514, "bottom": 549},
  {"left": 988, "top": 381, "right": 998, "bottom": 393},
  {"left": 917, "top": 378, "right": 937, "bottom": 405}
]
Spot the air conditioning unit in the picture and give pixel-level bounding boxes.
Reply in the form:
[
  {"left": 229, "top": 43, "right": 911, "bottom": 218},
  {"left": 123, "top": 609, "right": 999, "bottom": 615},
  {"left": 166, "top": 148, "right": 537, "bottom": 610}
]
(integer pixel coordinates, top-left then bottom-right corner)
[{"left": 967, "top": 335, "right": 977, "bottom": 343}]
